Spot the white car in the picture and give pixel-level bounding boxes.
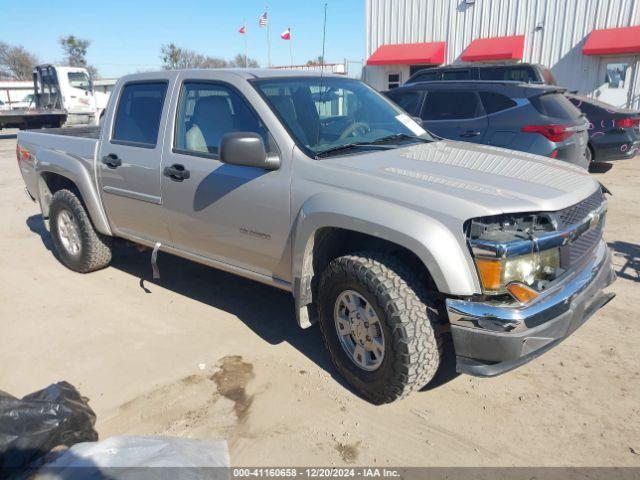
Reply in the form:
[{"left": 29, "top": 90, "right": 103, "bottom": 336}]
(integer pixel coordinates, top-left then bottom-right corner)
[
  {"left": 9, "top": 94, "right": 34, "bottom": 110},
  {"left": 0, "top": 100, "right": 11, "bottom": 111}
]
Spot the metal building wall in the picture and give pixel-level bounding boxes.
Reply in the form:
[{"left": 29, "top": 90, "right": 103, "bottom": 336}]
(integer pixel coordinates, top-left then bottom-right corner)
[{"left": 364, "top": 0, "right": 640, "bottom": 107}]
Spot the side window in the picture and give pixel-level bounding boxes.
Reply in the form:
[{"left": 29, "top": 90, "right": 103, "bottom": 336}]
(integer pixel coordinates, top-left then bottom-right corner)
[
  {"left": 387, "top": 90, "right": 423, "bottom": 115},
  {"left": 479, "top": 66, "right": 534, "bottom": 83},
  {"left": 175, "top": 82, "right": 269, "bottom": 156},
  {"left": 387, "top": 73, "right": 401, "bottom": 90},
  {"left": 442, "top": 69, "right": 471, "bottom": 80},
  {"left": 113, "top": 82, "right": 167, "bottom": 147},
  {"left": 479, "top": 91, "right": 517, "bottom": 114},
  {"left": 411, "top": 71, "right": 439, "bottom": 83},
  {"left": 421, "top": 91, "right": 482, "bottom": 120}
]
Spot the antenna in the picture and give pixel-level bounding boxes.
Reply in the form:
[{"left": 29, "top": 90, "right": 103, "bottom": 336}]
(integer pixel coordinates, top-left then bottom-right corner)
[
  {"left": 320, "top": 3, "right": 327, "bottom": 73},
  {"left": 315, "top": 2, "right": 328, "bottom": 154}
]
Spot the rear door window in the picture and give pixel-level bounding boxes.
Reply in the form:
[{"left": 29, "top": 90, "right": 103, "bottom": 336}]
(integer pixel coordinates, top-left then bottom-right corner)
[
  {"left": 479, "top": 91, "right": 517, "bottom": 114},
  {"left": 113, "top": 82, "right": 168, "bottom": 147},
  {"left": 386, "top": 90, "right": 424, "bottom": 115},
  {"left": 421, "top": 91, "right": 483, "bottom": 120},
  {"left": 530, "top": 93, "right": 581, "bottom": 120}
]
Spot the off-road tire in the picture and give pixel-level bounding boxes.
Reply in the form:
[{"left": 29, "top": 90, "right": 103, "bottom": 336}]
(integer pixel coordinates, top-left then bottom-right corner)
[
  {"left": 317, "top": 252, "right": 443, "bottom": 404},
  {"left": 49, "top": 189, "right": 112, "bottom": 273}
]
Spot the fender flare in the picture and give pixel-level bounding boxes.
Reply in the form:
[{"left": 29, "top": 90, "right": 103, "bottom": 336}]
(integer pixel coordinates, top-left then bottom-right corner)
[
  {"left": 35, "top": 148, "right": 112, "bottom": 236},
  {"left": 290, "top": 191, "right": 479, "bottom": 327}
]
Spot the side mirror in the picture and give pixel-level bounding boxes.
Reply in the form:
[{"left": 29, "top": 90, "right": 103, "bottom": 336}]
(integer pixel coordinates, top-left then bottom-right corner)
[{"left": 219, "top": 132, "right": 280, "bottom": 170}]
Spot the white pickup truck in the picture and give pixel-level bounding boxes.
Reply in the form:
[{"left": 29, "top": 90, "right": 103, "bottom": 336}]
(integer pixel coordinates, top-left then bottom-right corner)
[{"left": 16, "top": 69, "right": 616, "bottom": 403}]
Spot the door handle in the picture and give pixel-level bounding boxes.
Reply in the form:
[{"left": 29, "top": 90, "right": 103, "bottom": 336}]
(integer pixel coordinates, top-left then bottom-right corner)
[
  {"left": 101, "top": 153, "right": 121, "bottom": 168},
  {"left": 163, "top": 164, "right": 190, "bottom": 182},
  {"left": 460, "top": 130, "right": 481, "bottom": 138}
]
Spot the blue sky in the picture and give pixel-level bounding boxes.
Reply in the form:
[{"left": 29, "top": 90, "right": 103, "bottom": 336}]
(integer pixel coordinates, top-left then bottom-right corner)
[{"left": 2, "top": 0, "right": 365, "bottom": 78}]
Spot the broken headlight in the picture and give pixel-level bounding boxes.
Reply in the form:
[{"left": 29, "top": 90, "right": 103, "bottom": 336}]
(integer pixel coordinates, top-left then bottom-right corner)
[{"left": 467, "top": 213, "right": 563, "bottom": 300}]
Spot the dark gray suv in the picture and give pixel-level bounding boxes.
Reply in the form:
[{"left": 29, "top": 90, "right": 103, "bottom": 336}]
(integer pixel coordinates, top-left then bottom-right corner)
[{"left": 385, "top": 81, "right": 589, "bottom": 169}]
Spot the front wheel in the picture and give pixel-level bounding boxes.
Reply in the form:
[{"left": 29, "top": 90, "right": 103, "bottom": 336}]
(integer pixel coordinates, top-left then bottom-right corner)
[
  {"left": 317, "top": 252, "right": 443, "bottom": 404},
  {"left": 49, "top": 189, "right": 112, "bottom": 273}
]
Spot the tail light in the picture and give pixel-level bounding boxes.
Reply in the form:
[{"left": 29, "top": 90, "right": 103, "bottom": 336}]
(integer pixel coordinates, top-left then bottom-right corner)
[
  {"left": 614, "top": 117, "right": 640, "bottom": 129},
  {"left": 16, "top": 145, "right": 30, "bottom": 163},
  {"left": 521, "top": 124, "right": 575, "bottom": 142}
]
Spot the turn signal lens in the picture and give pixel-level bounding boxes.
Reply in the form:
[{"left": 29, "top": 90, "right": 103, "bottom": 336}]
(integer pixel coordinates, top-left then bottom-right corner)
[
  {"left": 475, "top": 258, "right": 503, "bottom": 292},
  {"left": 506, "top": 282, "right": 539, "bottom": 304}
]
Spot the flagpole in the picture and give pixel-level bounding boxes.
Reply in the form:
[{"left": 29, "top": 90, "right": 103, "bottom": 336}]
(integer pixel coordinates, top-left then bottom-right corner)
[
  {"left": 266, "top": 5, "right": 271, "bottom": 67},
  {"left": 243, "top": 17, "right": 248, "bottom": 67},
  {"left": 289, "top": 30, "right": 293, "bottom": 67}
]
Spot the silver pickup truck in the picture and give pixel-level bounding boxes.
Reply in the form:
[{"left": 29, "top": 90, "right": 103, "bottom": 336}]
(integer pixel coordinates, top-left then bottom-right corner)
[{"left": 16, "top": 69, "right": 616, "bottom": 404}]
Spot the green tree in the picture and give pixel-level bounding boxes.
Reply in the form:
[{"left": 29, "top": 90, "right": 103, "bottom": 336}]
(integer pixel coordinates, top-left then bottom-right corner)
[
  {"left": 60, "top": 35, "right": 98, "bottom": 78},
  {"left": 60, "top": 35, "right": 90, "bottom": 67}
]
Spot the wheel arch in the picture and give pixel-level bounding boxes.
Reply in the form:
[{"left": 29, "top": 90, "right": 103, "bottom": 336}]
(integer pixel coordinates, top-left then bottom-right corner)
[
  {"left": 291, "top": 192, "right": 479, "bottom": 328},
  {"left": 35, "top": 149, "right": 112, "bottom": 236}
]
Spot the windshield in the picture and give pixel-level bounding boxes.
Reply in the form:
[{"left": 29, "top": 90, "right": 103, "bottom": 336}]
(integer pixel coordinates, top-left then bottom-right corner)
[
  {"left": 253, "top": 77, "right": 433, "bottom": 157},
  {"left": 67, "top": 71, "right": 92, "bottom": 91}
]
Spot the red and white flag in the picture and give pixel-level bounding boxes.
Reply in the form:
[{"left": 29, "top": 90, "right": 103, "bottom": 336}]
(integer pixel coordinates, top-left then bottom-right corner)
[
  {"left": 280, "top": 27, "right": 291, "bottom": 40},
  {"left": 258, "top": 12, "right": 268, "bottom": 27},
  {"left": 239, "top": 25, "right": 246, "bottom": 34}
]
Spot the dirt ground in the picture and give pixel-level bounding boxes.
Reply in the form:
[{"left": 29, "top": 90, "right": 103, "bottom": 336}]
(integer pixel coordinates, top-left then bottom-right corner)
[{"left": 1, "top": 131, "right": 639, "bottom": 467}]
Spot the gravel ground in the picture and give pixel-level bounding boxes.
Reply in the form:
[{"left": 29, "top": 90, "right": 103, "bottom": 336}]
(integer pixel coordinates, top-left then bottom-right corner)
[{"left": 0, "top": 131, "right": 638, "bottom": 467}]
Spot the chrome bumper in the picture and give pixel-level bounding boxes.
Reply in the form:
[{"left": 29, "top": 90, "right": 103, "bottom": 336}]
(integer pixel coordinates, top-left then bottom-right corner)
[{"left": 446, "top": 240, "right": 616, "bottom": 376}]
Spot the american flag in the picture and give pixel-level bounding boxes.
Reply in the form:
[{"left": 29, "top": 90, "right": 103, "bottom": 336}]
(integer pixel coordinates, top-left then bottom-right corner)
[{"left": 258, "top": 11, "right": 268, "bottom": 27}]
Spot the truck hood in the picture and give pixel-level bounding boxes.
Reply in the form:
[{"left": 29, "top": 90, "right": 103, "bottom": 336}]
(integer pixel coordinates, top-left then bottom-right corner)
[{"left": 322, "top": 140, "right": 599, "bottom": 220}]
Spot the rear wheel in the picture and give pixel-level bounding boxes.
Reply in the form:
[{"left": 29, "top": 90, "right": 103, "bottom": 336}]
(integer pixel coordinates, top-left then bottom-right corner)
[
  {"left": 317, "top": 252, "right": 443, "bottom": 404},
  {"left": 49, "top": 189, "right": 112, "bottom": 273}
]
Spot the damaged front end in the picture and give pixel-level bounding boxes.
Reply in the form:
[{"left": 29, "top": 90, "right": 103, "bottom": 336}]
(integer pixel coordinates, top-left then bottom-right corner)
[{"left": 445, "top": 187, "right": 616, "bottom": 376}]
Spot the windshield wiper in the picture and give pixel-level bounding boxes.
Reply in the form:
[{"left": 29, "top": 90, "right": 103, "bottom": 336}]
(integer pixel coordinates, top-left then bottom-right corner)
[
  {"left": 315, "top": 142, "right": 392, "bottom": 158},
  {"left": 315, "top": 134, "right": 431, "bottom": 159},
  {"left": 367, "top": 133, "right": 432, "bottom": 145}
]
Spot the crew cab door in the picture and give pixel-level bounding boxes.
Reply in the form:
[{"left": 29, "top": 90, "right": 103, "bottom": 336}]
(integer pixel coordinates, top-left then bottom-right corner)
[
  {"left": 159, "top": 75, "right": 290, "bottom": 279},
  {"left": 420, "top": 90, "right": 488, "bottom": 143},
  {"left": 98, "top": 76, "right": 174, "bottom": 242}
]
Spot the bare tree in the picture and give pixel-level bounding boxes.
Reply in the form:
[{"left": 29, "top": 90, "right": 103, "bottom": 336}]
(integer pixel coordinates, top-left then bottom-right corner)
[
  {"left": 161, "top": 43, "right": 226, "bottom": 69},
  {"left": 0, "top": 42, "right": 38, "bottom": 80},
  {"left": 230, "top": 53, "right": 259, "bottom": 68},
  {"left": 161, "top": 44, "right": 259, "bottom": 70},
  {"left": 60, "top": 35, "right": 99, "bottom": 78},
  {"left": 306, "top": 55, "right": 325, "bottom": 66}
]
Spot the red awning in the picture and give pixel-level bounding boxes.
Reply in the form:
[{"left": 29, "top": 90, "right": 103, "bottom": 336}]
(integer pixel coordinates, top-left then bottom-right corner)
[
  {"left": 582, "top": 25, "right": 640, "bottom": 55},
  {"left": 461, "top": 35, "right": 525, "bottom": 62},
  {"left": 366, "top": 42, "right": 446, "bottom": 66}
]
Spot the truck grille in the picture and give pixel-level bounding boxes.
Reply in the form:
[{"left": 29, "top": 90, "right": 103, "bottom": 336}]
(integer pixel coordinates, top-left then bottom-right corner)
[
  {"left": 556, "top": 189, "right": 604, "bottom": 228},
  {"left": 557, "top": 188, "right": 605, "bottom": 269}
]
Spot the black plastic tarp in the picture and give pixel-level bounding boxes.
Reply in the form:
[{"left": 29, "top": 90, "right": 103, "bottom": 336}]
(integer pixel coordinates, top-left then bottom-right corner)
[{"left": 0, "top": 381, "right": 98, "bottom": 471}]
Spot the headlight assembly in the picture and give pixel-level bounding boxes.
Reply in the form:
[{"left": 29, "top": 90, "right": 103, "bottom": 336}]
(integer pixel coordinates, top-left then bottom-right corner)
[
  {"left": 467, "top": 212, "right": 563, "bottom": 303},
  {"left": 474, "top": 248, "right": 560, "bottom": 295}
]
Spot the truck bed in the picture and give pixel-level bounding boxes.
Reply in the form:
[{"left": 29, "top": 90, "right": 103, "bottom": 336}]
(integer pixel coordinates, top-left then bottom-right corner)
[
  {"left": 0, "top": 109, "right": 68, "bottom": 130},
  {"left": 32, "top": 126, "right": 101, "bottom": 139}
]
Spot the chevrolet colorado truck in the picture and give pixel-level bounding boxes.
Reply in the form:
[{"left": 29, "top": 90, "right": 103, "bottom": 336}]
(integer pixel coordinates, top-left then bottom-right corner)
[{"left": 16, "top": 70, "right": 616, "bottom": 404}]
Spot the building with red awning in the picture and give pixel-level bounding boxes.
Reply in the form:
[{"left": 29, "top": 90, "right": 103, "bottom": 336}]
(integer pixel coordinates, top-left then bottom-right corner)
[{"left": 363, "top": 0, "right": 640, "bottom": 109}]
